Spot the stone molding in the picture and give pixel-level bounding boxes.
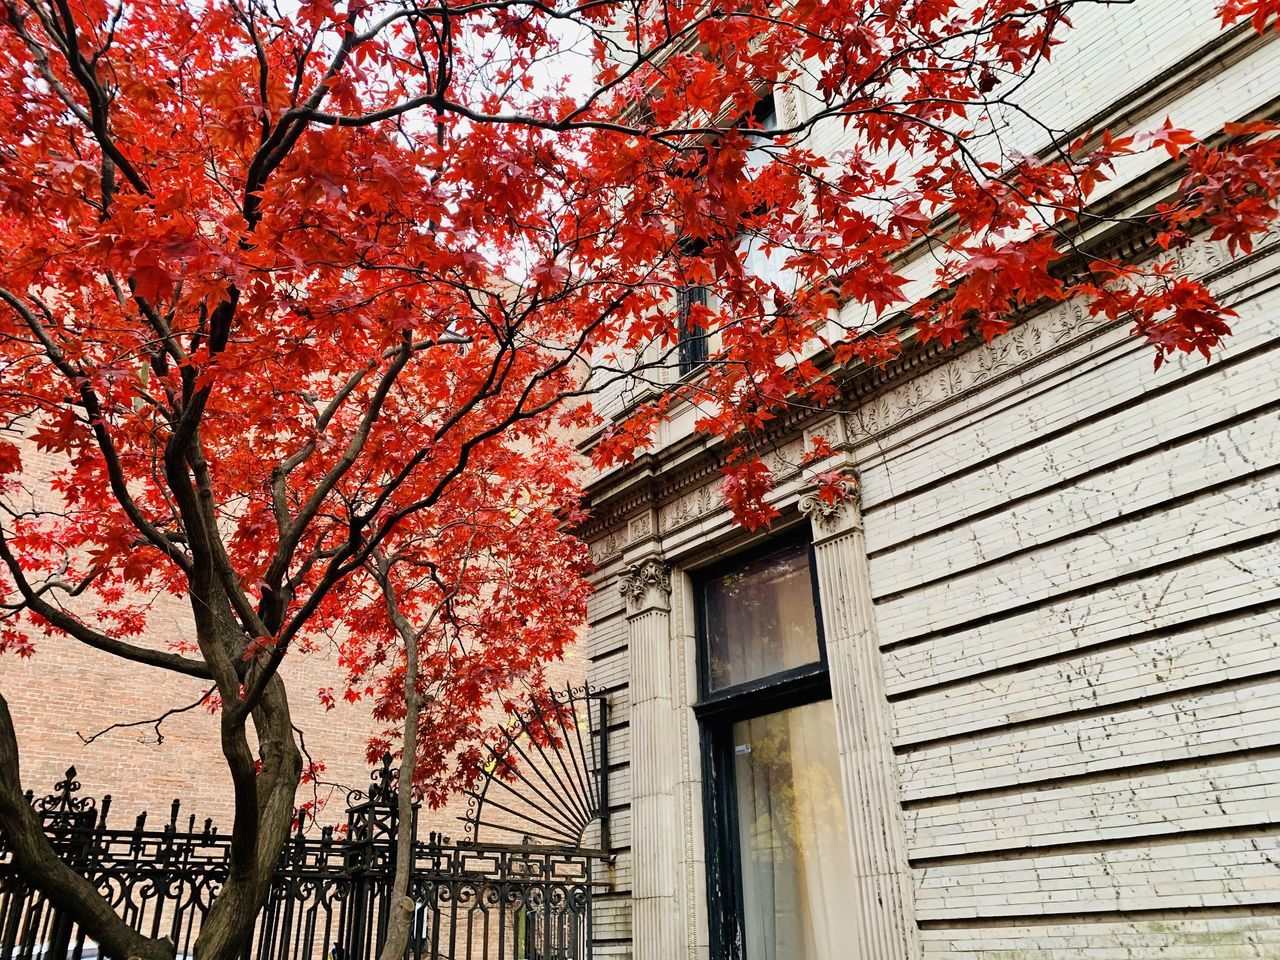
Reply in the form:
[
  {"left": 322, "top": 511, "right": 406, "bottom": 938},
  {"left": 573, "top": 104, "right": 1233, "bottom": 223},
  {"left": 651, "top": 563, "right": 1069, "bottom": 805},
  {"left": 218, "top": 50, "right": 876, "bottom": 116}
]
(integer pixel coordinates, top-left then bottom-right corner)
[
  {"left": 845, "top": 224, "right": 1279, "bottom": 445},
  {"left": 619, "top": 558, "right": 672, "bottom": 615}
]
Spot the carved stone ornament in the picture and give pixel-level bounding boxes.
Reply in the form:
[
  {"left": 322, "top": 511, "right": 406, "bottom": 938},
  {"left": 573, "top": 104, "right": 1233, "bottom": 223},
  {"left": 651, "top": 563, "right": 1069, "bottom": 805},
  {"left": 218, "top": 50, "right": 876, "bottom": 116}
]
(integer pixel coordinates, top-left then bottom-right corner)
[
  {"left": 627, "top": 512, "right": 652, "bottom": 543},
  {"left": 661, "top": 481, "right": 720, "bottom": 532},
  {"left": 591, "top": 526, "right": 624, "bottom": 565},
  {"left": 798, "top": 479, "right": 862, "bottom": 538},
  {"left": 618, "top": 557, "right": 672, "bottom": 614}
]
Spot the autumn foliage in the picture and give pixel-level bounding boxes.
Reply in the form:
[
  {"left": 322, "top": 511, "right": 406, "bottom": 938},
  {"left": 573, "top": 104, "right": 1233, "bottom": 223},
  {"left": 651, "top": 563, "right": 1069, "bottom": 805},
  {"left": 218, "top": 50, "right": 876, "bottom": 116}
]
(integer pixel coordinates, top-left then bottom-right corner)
[{"left": 0, "top": 0, "right": 1278, "bottom": 954}]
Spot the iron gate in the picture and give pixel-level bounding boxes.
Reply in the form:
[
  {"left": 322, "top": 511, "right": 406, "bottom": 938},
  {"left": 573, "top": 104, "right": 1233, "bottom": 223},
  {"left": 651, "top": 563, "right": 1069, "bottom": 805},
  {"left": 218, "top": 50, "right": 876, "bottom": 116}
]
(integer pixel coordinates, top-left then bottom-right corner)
[{"left": 0, "top": 689, "right": 609, "bottom": 960}]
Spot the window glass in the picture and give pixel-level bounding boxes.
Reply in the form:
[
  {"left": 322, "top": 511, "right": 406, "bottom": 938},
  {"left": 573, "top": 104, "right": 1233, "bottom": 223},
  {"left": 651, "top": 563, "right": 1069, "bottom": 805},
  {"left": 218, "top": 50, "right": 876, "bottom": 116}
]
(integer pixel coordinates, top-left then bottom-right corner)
[
  {"left": 740, "top": 99, "right": 794, "bottom": 293},
  {"left": 732, "top": 700, "right": 856, "bottom": 960},
  {"left": 745, "top": 100, "right": 778, "bottom": 175},
  {"left": 737, "top": 231, "right": 791, "bottom": 290},
  {"left": 701, "top": 541, "right": 820, "bottom": 691}
]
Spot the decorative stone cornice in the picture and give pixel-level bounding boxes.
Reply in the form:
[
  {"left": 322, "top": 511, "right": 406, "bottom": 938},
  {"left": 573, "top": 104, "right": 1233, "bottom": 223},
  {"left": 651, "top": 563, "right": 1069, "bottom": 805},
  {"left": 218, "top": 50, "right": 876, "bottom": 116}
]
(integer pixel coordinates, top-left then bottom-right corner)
[
  {"left": 799, "top": 477, "right": 862, "bottom": 541},
  {"left": 619, "top": 558, "right": 672, "bottom": 615},
  {"left": 577, "top": 219, "right": 1279, "bottom": 542}
]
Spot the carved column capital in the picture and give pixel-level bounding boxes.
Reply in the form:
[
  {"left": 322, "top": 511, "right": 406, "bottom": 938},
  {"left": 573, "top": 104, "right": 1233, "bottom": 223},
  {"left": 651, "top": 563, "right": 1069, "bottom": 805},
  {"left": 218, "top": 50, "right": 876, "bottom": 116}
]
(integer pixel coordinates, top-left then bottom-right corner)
[
  {"left": 619, "top": 557, "right": 672, "bottom": 615},
  {"left": 798, "top": 476, "right": 862, "bottom": 541}
]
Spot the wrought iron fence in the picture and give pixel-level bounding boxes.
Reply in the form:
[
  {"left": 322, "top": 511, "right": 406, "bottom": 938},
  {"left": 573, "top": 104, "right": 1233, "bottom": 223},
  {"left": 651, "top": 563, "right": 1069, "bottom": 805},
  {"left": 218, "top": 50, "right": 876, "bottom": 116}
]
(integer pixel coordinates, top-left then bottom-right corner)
[{"left": 0, "top": 691, "right": 609, "bottom": 960}]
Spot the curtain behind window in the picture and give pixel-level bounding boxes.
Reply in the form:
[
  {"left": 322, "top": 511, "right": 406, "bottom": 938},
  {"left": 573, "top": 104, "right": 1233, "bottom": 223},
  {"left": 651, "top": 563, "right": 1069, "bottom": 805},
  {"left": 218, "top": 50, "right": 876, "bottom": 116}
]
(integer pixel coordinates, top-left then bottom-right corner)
[{"left": 733, "top": 700, "right": 856, "bottom": 960}]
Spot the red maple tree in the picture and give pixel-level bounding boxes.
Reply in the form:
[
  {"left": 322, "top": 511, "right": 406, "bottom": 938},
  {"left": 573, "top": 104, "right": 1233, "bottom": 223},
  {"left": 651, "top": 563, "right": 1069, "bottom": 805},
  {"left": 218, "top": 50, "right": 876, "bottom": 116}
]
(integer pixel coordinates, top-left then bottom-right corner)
[{"left": 0, "top": 0, "right": 1277, "bottom": 955}]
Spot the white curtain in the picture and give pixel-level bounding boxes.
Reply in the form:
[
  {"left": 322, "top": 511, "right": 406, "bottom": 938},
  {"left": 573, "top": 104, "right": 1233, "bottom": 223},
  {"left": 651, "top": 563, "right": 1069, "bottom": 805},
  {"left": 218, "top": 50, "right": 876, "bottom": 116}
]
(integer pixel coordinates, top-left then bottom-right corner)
[{"left": 733, "top": 700, "right": 856, "bottom": 960}]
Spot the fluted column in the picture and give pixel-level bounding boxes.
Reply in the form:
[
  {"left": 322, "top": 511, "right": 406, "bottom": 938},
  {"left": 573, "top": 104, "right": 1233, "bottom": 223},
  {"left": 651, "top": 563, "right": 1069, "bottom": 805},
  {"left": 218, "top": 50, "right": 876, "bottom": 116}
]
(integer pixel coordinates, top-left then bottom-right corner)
[
  {"left": 800, "top": 484, "right": 922, "bottom": 959},
  {"left": 620, "top": 557, "right": 683, "bottom": 959}
]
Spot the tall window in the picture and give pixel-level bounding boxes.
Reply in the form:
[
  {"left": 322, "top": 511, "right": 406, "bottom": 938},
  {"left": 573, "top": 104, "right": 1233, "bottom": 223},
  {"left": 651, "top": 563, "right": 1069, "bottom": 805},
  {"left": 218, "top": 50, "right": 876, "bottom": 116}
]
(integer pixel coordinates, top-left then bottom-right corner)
[
  {"left": 738, "top": 96, "right": 791, "bottom": 292},
  {"left": 695, "top": 532, "right": 857, "bottom": 960},
  {"left": 674, "top": 93, "right": 785, "bottom": 381},
  {"left": 677, "top": 283, "right": 709, "bottom": 376}
]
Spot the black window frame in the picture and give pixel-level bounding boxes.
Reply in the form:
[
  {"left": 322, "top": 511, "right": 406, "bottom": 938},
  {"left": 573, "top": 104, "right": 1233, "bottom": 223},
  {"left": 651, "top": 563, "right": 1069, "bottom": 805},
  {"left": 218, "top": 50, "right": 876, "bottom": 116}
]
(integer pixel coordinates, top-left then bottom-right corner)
[{"left": 691, "top": 526, "right": 831, "bottom": 960}]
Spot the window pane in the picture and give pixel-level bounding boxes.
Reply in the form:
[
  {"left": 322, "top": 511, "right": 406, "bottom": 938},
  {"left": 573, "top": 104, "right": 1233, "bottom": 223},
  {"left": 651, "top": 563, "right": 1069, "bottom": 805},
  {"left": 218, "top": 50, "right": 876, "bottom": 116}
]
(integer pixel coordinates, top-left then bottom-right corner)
[
  {"left": 745, "top": 101, "right": 778, "bottom": 175},
  {"left": 737, "top": 231, "right": 793, "bottom": 292},
  {"left": 702, "top": 541, "right": 820, "bottom": 691},
  {"left": 732, "top": 700, "right": 856, "bottom": 960}
]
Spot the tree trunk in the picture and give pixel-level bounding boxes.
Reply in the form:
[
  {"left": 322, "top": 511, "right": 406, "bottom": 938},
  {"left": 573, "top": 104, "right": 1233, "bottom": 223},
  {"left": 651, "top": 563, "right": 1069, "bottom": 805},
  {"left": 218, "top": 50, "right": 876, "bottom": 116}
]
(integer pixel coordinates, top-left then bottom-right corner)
[
  {"left": 193, "top": 671, "right": 301, "bottom": 960},
  {"left": 0, "top": 692, "right": 175, "bottom": 960},
  {"left": 376, "top": 564, "right": 425, "bottom": 960}
]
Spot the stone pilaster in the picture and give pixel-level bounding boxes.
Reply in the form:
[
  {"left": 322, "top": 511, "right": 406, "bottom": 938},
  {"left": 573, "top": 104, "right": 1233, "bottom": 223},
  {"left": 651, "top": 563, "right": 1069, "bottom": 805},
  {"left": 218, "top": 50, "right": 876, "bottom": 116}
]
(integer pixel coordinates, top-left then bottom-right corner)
[
  {"left": 619, "top": 557, "right": 683, "bottom": 959},
  {"left": 799, "top": 483, "right": 922, "bottom": 959}
]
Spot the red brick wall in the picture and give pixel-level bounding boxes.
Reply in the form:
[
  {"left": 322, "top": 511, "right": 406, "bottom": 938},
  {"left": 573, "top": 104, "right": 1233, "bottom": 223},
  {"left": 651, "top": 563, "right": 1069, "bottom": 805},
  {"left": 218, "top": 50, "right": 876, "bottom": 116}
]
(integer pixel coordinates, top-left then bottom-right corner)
[
  {"left": 3, "top": 439, "right": 586, "bottom": 837},
  {"left": 8, "top": 622, "right": 351, "bottom": 829},
  {"left": 7, "top": 607, "right": 585, "bottom": 834}
]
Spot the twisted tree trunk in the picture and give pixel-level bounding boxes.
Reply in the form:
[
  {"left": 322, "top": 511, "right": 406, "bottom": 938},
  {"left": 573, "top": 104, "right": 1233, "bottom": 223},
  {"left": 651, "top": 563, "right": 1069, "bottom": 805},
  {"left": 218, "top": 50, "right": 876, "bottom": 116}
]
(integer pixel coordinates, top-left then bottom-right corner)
[{"left": 0, "top": 693, "right": 175, "bottom": 960}]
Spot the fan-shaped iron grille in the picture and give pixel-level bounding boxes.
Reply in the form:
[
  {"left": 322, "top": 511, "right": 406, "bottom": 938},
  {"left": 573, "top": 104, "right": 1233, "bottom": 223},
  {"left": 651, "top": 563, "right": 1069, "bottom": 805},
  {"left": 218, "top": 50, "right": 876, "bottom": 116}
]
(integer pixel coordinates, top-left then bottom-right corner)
[{"left": 460, "top": 686, "right": 610, "bottom": 854}]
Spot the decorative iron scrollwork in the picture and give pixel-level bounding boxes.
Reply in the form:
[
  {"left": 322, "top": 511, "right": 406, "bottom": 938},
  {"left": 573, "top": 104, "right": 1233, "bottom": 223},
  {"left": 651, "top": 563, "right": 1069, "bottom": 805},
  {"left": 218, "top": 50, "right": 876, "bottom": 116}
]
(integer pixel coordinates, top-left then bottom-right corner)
[{"left": 1, "top": 758, "right": 601, "bottom": 960}]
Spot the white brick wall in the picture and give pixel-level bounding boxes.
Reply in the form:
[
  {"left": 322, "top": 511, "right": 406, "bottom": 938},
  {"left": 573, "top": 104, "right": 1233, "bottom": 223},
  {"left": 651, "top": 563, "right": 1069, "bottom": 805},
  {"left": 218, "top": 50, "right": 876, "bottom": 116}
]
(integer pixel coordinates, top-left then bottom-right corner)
[
  {"left": 583, "top": 4, "right": 1280, "bottom": 955},
  {"left": 867, "top": 247, "right": 1280, "bottom": 954}
]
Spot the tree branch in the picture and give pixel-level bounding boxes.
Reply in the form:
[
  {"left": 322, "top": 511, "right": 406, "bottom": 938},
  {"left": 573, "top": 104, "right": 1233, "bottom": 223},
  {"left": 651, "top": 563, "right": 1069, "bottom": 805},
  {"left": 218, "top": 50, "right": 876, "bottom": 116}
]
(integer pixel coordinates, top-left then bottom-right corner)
[
  {"left": 77, "top": 687, "right": 216, "bottom": 746},
  {"left": 0, "top": 525, "right": 212, "bottom": 679}
]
